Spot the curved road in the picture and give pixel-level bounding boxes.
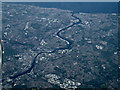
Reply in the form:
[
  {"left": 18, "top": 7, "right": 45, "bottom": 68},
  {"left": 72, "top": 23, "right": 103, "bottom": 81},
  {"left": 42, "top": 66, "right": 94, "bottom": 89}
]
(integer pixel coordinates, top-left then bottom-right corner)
[{"left": 8, "top": 12, "right": 82, "bottom": 80}]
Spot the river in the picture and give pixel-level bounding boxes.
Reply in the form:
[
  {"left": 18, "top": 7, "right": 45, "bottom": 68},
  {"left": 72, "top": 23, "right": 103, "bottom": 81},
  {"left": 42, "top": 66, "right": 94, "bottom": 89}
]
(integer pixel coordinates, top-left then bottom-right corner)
[{"left": 5, "top": 12, "right": 82, "bottom": 84}]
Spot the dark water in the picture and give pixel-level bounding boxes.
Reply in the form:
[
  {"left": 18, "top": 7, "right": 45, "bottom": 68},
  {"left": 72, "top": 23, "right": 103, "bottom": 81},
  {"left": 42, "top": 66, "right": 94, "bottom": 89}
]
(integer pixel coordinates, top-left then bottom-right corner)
[{"left": 4, "top": 2, "right": 118, "bottom": 13}]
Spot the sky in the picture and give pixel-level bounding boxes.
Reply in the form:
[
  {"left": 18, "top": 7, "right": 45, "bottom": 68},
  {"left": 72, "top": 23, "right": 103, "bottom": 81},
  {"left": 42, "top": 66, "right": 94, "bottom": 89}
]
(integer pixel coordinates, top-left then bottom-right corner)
[{"left": 1, "top": 0, "right": 120, "bottom": 2}]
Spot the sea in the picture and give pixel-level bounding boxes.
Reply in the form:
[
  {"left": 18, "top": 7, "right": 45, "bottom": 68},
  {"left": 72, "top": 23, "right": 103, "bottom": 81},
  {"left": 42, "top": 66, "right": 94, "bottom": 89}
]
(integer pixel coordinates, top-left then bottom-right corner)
[{"left": 4, "top": 2, "right": 118, "bottom": 13}]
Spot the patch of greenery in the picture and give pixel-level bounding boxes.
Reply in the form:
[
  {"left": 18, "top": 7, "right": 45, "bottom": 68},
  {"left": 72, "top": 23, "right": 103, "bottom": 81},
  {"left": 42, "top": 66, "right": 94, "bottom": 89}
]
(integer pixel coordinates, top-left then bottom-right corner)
[
  {"left": 54, "top": 67, "right": 66, "bottom": 75},
  {"left": 3, "top": 46, "right": 18, "bottom": 56},
  {"left": 31, "top": 23, "right": 42, "bottom": 29}
]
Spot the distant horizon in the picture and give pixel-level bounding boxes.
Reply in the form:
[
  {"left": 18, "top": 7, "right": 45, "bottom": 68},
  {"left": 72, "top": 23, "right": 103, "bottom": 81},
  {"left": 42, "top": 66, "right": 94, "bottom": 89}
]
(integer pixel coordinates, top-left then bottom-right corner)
[
  {"left": 3, "top": 1, "right": 120, "bottom": 3},
  {"left": 1, "top": 0, "right": 120, "bottom": 2}
]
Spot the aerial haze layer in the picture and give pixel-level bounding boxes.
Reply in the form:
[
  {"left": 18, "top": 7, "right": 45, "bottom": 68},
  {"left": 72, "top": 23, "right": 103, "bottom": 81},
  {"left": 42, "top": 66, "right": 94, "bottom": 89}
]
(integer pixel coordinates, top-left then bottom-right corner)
[{"left": 1, "top": 0, "right": 120, "bottom": 2}]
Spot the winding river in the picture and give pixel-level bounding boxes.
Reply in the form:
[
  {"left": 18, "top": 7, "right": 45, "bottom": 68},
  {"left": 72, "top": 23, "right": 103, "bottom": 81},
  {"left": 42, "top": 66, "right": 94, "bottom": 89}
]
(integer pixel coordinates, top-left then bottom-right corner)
[{"left": 7, "top": 12, "right": 82, "bottom": 81}]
